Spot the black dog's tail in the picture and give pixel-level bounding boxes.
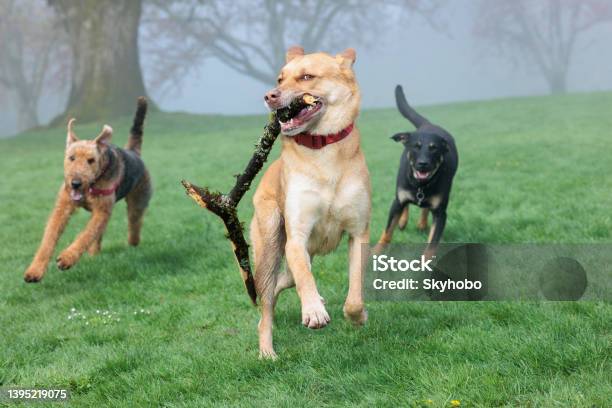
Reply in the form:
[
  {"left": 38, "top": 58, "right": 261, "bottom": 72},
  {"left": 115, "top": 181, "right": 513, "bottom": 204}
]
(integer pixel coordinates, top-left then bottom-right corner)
[
  {"left": 395, "top": 85, "right": 429, "bottom": 128},
  {"left": 126, "top": 97, "right": 147, "bottom": 155}
]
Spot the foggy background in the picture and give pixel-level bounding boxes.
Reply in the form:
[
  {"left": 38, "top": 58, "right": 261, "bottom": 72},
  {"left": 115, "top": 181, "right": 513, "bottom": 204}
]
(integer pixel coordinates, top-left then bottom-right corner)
[{"left": 1, "top": 0, "right": 611, "bottom": 138}]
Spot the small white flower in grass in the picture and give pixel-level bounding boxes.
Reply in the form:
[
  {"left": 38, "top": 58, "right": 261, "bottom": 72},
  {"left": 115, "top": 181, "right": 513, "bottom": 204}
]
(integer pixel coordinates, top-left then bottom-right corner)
[
  {"left": 96, "top": 310, "right": 100, "bottom": 314},
  {"left": 68, "top": 316, "right": 72, "bottom": 320},
  {"left": 70, "top": 307, "right": 76, "bottom": 312}
]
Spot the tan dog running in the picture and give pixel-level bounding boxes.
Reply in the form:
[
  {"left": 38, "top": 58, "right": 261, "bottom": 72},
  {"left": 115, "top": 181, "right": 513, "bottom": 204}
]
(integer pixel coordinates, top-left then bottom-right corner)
[
  {"left": 253, "top": 47, "right": 371, "bottom": 358},
  {"left": 24, "top": 98, "right": 152, "bottom": 282}
]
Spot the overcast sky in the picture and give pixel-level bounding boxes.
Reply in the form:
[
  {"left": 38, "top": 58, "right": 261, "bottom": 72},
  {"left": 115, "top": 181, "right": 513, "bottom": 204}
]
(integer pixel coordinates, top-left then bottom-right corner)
[
  {"left": 150, "top": 1, "right": 612, "bottom": 116},
  {"left": 1, "top": 0, "right": 611, "bottom": 137}
]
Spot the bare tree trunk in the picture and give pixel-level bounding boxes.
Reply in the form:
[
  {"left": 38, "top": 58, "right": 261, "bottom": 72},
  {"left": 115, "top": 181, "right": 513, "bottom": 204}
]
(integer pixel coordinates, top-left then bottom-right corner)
[
  {"left": 17, "top": 98, "right": 39, "bottom": 131},
  {"left": 50, "top": 0, "right": 152, "bottom": 124},
  {"left": 547, "top": 68, "right": 568, "bottom": 94}
]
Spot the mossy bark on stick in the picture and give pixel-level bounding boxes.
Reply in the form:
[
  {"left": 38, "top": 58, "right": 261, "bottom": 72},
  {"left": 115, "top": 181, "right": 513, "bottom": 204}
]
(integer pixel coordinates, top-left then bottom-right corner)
[
  {"left": 182, "top": 97, "right": 310, "bottom": 304},
  {"left": 181, "top": 114, "right": 282, "bottom": 305}
]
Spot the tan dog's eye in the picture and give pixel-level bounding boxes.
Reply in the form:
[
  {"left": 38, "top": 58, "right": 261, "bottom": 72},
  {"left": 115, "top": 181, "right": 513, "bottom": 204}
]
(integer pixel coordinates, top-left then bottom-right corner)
[
  {"left": 69, "top": 155, "right": 75, "bottom": 161},
  {"left": 299, "top": 74, "right": 314, "bottom": 81},
  {"left": 277, "top": 77, "right": 283, "bottom": 84},
  {"left": 87, "top": 158, "right": 95, "bottom": 165}
]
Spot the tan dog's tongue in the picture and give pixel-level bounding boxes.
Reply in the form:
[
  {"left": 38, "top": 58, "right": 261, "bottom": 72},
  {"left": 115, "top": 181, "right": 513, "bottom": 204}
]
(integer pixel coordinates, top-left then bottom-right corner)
[{"left": 70, "top": 190, "right": 83, "bottom": 201}]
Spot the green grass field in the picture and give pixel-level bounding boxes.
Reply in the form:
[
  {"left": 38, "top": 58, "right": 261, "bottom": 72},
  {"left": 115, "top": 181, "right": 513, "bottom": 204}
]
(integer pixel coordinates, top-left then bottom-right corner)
[{"left": 1, "top": 92, "right": 611, "bottom": 407}]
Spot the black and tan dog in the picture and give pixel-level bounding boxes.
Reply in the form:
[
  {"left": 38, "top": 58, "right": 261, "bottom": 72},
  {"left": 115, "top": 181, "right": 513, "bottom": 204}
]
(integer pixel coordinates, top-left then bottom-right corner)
[
  {"left": 24, "top": 98, "right": 152, "bottom": 282},
  {"left": 377, "top": 85, "right": 458, "bottom": 257}
]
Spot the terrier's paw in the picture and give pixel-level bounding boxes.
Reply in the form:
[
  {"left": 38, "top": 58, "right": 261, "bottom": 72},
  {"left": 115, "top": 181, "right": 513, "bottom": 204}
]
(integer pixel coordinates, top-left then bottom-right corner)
[
  {"left": 24, "top": 264, "right": 45, "bottom": 283},
  {"left": 343, "top": 303, "right": 368, "bottom": 325},
  {"left": 56, "top": 249, "right": 79, "bottom": 270},
  {"left": 301, "top": 298, "right": 330, "bottom": 329},
  {"left": 259, "top": 347, "right": 278, "bottom": 360}
]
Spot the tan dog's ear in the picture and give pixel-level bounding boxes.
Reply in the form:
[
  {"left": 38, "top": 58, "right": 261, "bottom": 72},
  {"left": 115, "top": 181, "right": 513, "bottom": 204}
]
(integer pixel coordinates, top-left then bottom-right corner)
[
  {"left": 95, "top": 125, "right": 113, "bottom": 147},
  {"left": 336, "top": 48, "right": 356, "bottom": 68},
  {"left": 286, "top": 46, "right": 304, "bottom": 63},
  {"left": 66, "top": 118, "right": 78, "bottom": 147}
]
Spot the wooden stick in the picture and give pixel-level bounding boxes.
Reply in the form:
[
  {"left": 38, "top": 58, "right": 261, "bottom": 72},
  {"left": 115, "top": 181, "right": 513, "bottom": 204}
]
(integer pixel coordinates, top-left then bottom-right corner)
[
  {"left": 182, "top": 97, "right": 314, "bottom": 304},
  {"left": 181, "top": 116, "right": 280, "bottom": 305},
  {"left": 181, "top": 94, "right": 317, "bottom": 305}
]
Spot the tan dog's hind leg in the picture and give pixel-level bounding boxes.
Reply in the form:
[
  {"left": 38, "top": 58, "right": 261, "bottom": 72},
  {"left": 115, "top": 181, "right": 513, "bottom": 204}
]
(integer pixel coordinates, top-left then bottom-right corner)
[
  {"left": 398, "top": 206, "right": 409, "bottom": 230},
  {"left": 344, "top": 228, "right": 369, "bottom": 325},
  {"left": 127, "top": 207, "right": 145, "bottom": 247},
  {"left": 126, "top": 172, "right": 152, "bottom": 246},
  {"left": 274, "top": 265, "right": 295, "bottom": 299},
  {"left": 24, "top": 189, "right": 74, "bottom": 282},
  {"left": 56, "top": 203, "right": 112, "bottom": 270},
  {"left": 417, "top": 208, "right": 429, "bottom": 231},
  {"left": 252, "top": 201, "right": 284, "bottom": 359}
]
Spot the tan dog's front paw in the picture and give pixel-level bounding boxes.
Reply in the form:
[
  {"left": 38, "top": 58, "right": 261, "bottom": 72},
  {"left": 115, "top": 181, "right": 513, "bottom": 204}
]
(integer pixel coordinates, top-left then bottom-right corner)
[
  {"left": 56, "top": 249, "right": 79, "bottom": 270},
  {"left": 24, "top": 264, "right": 46, "bottom": 283},
  {"left": 343, "top": 303, "right": 368, "bottom": 325},
  {"left": 301, "top": 298, "right": 330, "bottom": 329},
  {"left": 259, "top": 347, "right": 278, "bottom": 360}
]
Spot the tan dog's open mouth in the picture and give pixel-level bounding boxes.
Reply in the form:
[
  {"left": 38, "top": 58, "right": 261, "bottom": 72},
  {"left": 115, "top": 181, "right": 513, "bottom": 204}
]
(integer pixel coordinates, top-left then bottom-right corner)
[
  {"left": 70, "top": 189, "right": 84, "bottom": 201},
  {"left": 277, "top": 94, "right": 324, "bottom": 134}
]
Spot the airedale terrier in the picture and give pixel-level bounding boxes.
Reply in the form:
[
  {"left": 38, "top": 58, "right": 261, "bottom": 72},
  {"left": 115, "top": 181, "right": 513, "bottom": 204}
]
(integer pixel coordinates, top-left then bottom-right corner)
[{"left": 24, "top": 98, "right": 152, "bottom": 282}]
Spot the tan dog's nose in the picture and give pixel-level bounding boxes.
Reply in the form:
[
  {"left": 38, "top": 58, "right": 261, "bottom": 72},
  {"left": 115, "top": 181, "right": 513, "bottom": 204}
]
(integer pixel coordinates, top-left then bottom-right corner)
[
  {"left": 264, "top": 88, "right": 282, "bottom": 109},
  {"left": 71, "top": 178, "right": 83, "bottom": 190}
]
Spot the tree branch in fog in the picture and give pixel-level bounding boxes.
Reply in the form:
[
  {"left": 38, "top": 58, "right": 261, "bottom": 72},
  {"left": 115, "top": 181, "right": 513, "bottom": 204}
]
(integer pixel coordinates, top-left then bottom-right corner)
[
  {"left": 473, "top": 0, "right": 612, "bottom": 94},
  {"left": 0, "top": 0, "right": 69, "bottom": 131},
  {"left": 143, "top": 0, "right": 442, "bottom": 94}
]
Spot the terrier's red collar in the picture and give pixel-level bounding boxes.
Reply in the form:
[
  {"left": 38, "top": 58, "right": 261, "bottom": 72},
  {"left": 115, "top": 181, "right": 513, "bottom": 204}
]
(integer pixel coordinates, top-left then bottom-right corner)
[
  {"left": 293, "top": 123, "right": 354, "bottom": 149},
  {"left": 88, "top": 148, "right": 120, "bottom": 197},
  {"left": 89, "top": 180, "right": 120, "bottom": 197}
]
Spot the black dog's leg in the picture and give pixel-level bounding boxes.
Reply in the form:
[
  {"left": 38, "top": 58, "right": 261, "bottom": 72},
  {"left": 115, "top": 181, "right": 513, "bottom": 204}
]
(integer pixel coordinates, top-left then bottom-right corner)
[
  {"left": 398, "top": 206, "right": 409, "bottom": 230},
  {"left": 377, "top": 198, "right": 405, "bottom": 248},
  {"left": 424, "top": 207, "right": 446, "bottom": 258}
]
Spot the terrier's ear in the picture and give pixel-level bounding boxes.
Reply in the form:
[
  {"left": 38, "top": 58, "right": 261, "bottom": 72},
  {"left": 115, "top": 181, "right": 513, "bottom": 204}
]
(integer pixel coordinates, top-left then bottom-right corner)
[
  {"left": 286, "top": 46, "right": 304, "bottom": 63},
  {"left": 391, "top": 132, "right": 411, "bottom": 144},
  {"left": 95, "top": 125, "right": 113, "bottom": 148},
  {"left": 336, "top": 48, "right": 356, "bottom": 68},
  {"left": 66, "top": 118, "right": 78, "bottom": 147}
]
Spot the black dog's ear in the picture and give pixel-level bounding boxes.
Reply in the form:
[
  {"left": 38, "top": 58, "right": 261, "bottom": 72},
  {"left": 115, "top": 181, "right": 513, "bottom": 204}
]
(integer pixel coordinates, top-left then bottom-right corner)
[
  {"left": 390, "top": 132, "right": 412, "bottom": 144},
  {"left": 441, "top": 140, "right": 449, "bottom": 153}
]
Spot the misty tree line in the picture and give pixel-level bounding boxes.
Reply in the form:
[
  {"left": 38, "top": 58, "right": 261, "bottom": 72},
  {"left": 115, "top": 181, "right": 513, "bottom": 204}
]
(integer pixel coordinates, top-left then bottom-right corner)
[{"left": 0, "top": 0, "right": 610, "bottom": 133}]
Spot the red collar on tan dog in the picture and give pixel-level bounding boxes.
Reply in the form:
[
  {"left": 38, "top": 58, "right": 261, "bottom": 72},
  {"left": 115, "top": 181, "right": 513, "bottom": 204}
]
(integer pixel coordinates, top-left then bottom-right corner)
[
  {"left": 293, "top": 123, "right": 354, "bottom": 149},
  {"left": 88, "top": 149, "right": 120, "bottom": 197},
  {"left": 89, "top": 180, "right": 120, "bottom": 197}
]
